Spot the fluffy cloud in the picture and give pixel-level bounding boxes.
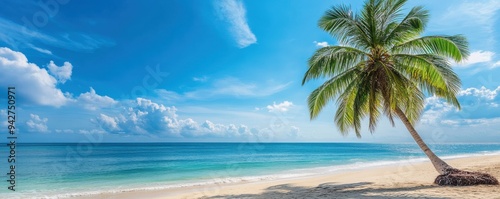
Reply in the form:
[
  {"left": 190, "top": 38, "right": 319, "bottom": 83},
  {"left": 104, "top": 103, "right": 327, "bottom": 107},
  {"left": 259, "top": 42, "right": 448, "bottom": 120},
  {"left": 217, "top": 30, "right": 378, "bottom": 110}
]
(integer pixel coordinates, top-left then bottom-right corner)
[
  {"left": 313, "top": 41, "right": 329, "bottom": 47},
  {"left": 92, "top": 98, "right": 301, "bottom": 140},
  {"left": 48, "top": 61, "right": 73, "bottom": 83},
  {"left": 76, "top": 87, "right": 117, "bottom": 110},
  {"left": 97, "top": 114, "right": 120, "bottom": 131},
  {"left": 420, "top": 96, "right": 456, "bottom": 125},
  {"left": 267, "top": 101, "right": 293, "bottom": 113},
  {"left": 201, "top": 120, "right": 226, "bottom": 135},
  {"left": 93, "top": 98, "right": 177, "bottom": 135},
  {"left": 93, "top": 98, "right": 252, "bottom": 137},
  {"left": 26, "top": 114, "right": 49, "bottom": 132},
  {"left": 181, "top": 120, "right": 247, "bottom": 137},
  {"left": 0, "top": 47, "right": 115, "bottom": 108},
  {"left": 0, "top": 47, "right": 69, "bottom": 107},
  {"left": 456, "top": 51, "right": 494, "bottom": 68},
  {"left": 457, "top": 86, "right": 500, "bottom": 110},
  {"left": 421, "top": 86, "right": 500, "bottom": 126},
  {"left": 215, "top": 0, "right": 257, "bottom": 48},
  {"left": 459, "top": 86, "right": 500, "bottom": 100}
]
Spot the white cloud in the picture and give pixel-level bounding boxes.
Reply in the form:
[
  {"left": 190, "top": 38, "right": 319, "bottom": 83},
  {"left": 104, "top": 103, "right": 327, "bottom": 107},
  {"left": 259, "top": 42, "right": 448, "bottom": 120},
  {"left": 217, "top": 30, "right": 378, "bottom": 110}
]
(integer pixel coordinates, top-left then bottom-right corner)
[
  {"left": 91, "top": 98, "right": 201, "bottom": 136},
  {"left": 492, "top": 61, "right": 500, "bottom": 69},
  {"left": 313, "top": 41, "right": 329, "bottom": 47},
  {"left": 440, "top": 120, "right": 459, "bottom": 126},
  {"left": 97, "top": 114, "right": 120, "bottom": 131},
  {"left": 91, "top": 98, "right": 297, "bottom": 140},
  {"left": 48, "top": 61, "right": 73, "bottom": 83},
  {"left": 201, "top": 120, "right": 222, "bottom": 132},
  {"left": 177, "top": 119, "right": 249, "bottom": 138},
  {"left": 237, "top": 125, "right": 252, "bottom": 137},
  {"left": 55, "top": 129, "right": 74, "bottom": 133},
  {"left": 267, "top": 101, "right": 293, "bottom": 113},
  {"left": 26, "top": 114, "right": 49, "bottom": 132},
  {"left": 421, "top": 96, "right": 457, "bottom": 125},
  {"left": 0, "top": 48, "right": 116, "bottom": 109},
  {"left": 253, "top": 127, "right": 274, "bottom": 141},
  {"left": 456, "top": 51, "right": 494, "bottom": 67},
  {"left": 215, "top": 0, "right": 257, "bottom": 48},
  {"left": 178, "top": 118, "right": 199, "bottom": 134},
  {"left": 76, "top": 87, "right": 117, "bottom": 110},
  {"left": 0, "top": 47, "right": 69, "bottom": 107},
  {"left": 193, "top": 76, "right": 208, "bottom": 82},
  {"left": 421, "top": 86, "right": 500, "bottom": 126},
  {"left": 458, "top": 86, "right": 500, "bottom": 100},
  {"left": 92, "top": 98, "right": 177, "bottom": 135},
  {"left": 441, "top": 118, "right": 500, "bottom": 127},
  {"left": 78, "top": 129, "right": 105, "bottom": 134},
  {"left": 30, "top": 45, "right": 52, "bottom": 55}
]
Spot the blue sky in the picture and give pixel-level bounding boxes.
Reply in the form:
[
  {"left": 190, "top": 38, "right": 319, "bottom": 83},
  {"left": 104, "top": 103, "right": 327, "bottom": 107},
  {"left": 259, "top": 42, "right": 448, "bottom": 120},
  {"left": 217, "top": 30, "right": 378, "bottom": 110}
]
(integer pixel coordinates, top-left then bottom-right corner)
[{"left": 1, "top": 0, "right": 500, "bottom": 143}]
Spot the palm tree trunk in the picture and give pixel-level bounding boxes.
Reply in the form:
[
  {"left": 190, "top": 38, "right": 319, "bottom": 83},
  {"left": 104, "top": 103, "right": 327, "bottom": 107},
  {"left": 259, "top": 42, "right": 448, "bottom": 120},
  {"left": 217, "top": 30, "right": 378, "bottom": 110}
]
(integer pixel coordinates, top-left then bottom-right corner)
[{"left": 394, "top": 107, "right": 453, "bottom": 175}]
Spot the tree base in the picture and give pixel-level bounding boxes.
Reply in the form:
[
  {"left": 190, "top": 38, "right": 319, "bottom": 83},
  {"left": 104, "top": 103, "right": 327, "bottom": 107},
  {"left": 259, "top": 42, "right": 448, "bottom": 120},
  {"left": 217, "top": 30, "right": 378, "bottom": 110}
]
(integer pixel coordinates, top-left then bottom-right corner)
[{"left": 434, "top": 168, "right": 499, "bottom": 186}]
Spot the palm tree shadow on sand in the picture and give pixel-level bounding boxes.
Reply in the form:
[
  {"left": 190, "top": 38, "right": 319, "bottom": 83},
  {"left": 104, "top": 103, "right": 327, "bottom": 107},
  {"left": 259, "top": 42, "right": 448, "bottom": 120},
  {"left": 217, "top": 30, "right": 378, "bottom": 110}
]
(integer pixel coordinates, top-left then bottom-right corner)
[{"left": 201, "top": 182, "right": 447, "bottom": 199}]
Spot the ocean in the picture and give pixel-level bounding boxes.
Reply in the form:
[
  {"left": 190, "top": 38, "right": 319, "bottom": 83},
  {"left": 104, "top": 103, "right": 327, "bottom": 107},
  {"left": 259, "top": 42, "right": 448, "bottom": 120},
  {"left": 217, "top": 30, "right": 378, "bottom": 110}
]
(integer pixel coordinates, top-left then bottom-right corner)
[{"left": 2, "top": 143, "right": 500, "bottom": 198}]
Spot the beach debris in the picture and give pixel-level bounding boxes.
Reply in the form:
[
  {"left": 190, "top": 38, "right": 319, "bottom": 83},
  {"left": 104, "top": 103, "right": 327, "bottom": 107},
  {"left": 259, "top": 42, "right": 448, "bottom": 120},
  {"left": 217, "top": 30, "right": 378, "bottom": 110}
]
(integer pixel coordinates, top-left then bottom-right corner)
[{"left": 434, "top": 168, "right": 499, "bottom": 186}]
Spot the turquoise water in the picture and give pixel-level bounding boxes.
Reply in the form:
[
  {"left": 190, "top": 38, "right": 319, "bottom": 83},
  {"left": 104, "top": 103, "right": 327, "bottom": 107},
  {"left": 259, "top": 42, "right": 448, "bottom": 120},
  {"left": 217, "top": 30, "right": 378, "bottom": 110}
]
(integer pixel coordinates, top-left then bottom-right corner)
[{"left": 2, "top": 143, "right": 500, "bottom": 198}]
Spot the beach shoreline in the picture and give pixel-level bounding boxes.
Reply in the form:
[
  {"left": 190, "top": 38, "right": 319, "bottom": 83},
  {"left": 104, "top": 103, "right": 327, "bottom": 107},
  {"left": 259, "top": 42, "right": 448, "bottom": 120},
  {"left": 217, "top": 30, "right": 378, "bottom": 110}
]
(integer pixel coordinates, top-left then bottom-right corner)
[{"left": 70, "top": 154, "right": 500, "bottom": 199}]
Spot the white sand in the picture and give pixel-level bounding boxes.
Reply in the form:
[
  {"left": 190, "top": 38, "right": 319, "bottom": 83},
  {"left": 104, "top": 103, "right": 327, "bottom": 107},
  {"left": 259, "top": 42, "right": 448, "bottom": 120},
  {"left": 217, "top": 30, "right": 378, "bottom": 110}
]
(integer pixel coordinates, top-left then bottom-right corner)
[{"left": 79, "top": 154, "right": 500, "bottom": 199}]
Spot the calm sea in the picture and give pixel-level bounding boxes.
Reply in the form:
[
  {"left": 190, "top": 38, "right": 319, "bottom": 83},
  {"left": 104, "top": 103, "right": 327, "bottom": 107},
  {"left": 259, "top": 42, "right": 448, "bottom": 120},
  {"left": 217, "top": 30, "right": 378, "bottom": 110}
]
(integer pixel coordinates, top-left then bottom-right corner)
[{"left": 2, "top": 143, "right": 500, "bottom": 198}]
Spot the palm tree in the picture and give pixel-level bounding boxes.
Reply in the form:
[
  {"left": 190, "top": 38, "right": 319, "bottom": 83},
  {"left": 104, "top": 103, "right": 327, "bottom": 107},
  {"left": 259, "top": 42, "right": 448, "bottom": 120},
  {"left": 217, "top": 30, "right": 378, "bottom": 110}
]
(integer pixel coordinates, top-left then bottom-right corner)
[{"left": 303, "top": 0, "right": 498, "bottom": 185}]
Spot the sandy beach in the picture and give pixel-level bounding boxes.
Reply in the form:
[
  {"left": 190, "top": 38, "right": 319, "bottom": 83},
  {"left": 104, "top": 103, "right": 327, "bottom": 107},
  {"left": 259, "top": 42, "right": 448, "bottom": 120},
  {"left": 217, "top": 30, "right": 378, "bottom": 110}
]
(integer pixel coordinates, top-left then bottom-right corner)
[{"left": 80, "top": 154, "right": 500, "bottom": 199}]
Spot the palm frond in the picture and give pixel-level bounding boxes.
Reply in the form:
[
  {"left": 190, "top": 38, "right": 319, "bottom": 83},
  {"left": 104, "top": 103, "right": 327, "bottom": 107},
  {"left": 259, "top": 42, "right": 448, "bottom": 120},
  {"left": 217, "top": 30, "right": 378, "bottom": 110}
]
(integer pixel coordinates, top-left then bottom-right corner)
[
  {"left": 303, "top": 46, "right": 366, "bottom": 84},
  {"left": 393, "top": 54, "right": 461, "bottom": 108},
  {"left": 384, "top": 6, "right": 428, "bottom": 45},
  {"left": 393, "top": 54, "right": 448, "bottom": 90},
  {"left": 307, "top": 67, "right": 360, "bottom": 119},
  {"left": 334, "top": 82, "right": 358, "bottom": 136},
  {"left": 392, "top": 35, "right": 469, "bottom": 62},
  {"left": 319, "top": 5, "right": 371, "bottom": 48}
]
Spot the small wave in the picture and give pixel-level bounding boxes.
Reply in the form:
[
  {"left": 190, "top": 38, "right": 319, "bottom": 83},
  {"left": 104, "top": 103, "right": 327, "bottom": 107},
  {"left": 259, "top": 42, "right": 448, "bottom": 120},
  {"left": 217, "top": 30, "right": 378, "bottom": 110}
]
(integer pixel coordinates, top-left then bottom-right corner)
[
  {"left": 12, "top": 173, "right": 315, "bottom": 198},
  {"left": 440, "top": 150, "right": 500, "bottom": 160}
]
